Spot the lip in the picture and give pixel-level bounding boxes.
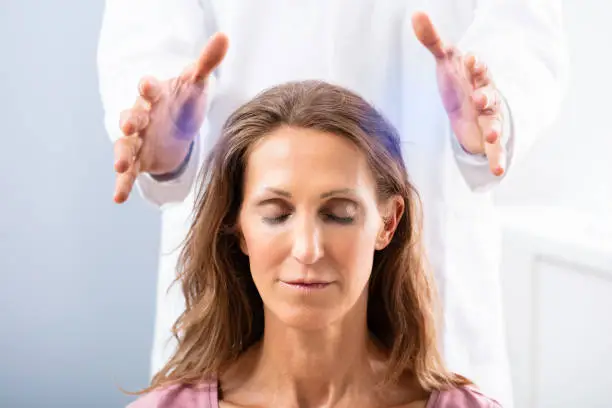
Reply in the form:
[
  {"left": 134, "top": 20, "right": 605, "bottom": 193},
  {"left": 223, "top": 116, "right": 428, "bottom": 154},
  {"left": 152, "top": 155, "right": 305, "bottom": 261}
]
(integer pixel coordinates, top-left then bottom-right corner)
[{"left": 280, "top": 280, "right": 333, "bottom": 290}]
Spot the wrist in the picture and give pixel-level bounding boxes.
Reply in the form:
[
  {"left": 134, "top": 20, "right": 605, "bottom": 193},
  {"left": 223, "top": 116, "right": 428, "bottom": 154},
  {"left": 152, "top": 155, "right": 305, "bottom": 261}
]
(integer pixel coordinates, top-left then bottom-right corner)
[{"left": 149, "top": 141, "right": 195, "bottom": 182}]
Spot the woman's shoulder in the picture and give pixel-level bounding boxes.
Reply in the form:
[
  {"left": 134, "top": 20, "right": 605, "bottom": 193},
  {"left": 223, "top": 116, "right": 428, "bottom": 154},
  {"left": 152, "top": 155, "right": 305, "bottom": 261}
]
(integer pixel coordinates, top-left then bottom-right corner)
[
  {"left": 126, "top": 382, "right": 218, "bottom": 408},
  {"left": 427, "top": 386, "right": 502, "bottom": 408}
]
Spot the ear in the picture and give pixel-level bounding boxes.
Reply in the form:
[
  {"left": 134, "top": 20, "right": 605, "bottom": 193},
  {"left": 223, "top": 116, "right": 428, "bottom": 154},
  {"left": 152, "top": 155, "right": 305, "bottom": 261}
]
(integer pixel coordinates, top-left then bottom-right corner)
[
  {"left": 375, "top": 195, "right": 405, "bottom": 251},
  {"left": 238, "top": 230, "right": 249, "bottom": 256},
  {"left": 235, "top": 211, "right": 249, "bottom": 256}
]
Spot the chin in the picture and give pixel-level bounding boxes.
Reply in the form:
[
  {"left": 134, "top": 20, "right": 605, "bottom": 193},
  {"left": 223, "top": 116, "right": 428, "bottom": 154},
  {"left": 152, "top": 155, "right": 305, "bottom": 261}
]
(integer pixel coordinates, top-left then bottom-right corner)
[{"left": 271, "top": 305, "right": 342, "bottom": 331}]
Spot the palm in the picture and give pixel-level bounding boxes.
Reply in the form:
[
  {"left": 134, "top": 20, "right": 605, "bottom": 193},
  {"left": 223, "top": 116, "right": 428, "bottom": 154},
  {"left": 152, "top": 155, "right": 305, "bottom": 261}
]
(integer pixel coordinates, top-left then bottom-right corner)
[
  {"left": 113, "top": 32, "right": 229, "bottom": 203},
  {"left": 141, "top": 76, "right": 209, "bottom": 174},
  {"left": 412, "top": 12, "right": 505, "bottom": 176},
  {"left": 435, "top": 54, "right": 484, "bottom": 154}
]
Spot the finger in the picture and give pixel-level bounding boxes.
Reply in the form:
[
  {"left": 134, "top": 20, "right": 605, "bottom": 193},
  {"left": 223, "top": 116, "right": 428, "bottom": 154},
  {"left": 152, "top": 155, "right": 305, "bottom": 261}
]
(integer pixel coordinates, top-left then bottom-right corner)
[
  {"left": 470, "top": 61, "right": 491, "bottom": 89},
  {"left": 114, "top": 136, "right": 143, "bottom": 174},
  {"left": 192, "top": 32, "right": 229, "bottom": 84},
  {"left": 114, "top": 159, "right": 141, "bottom": 204},
  {"left": 139, "top": 76, "right": 162, "bottom": 104},
  {"left": 479, "top": 115, "right": 506, "bottom": 176},
  {"left": 472, "top": 86, "right": 499, "bottom": 113},
  {"left": 479, "top": 113, "right": 503, "bottom": 145},
  {"left": 119, "top": 108, "right": 150, "bottom": 136},
  {"left": 484, "top": 141, "right": 505, "bottom": 176},
  {"left": 464, "top": 53, "right": 477, "bottom": 72},
  {"left": 412, "top": 11, "right": 446, "bottom": 59},
  {"left": 134, "top": 96, "right": 149, "bottom": 110}
]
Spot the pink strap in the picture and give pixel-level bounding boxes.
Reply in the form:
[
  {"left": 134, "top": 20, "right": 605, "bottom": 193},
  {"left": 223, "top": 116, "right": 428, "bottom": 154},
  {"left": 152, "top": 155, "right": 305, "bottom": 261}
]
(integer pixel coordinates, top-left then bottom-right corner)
[{"left": 207, "top": 381, "right": 219, "bottom": 408}]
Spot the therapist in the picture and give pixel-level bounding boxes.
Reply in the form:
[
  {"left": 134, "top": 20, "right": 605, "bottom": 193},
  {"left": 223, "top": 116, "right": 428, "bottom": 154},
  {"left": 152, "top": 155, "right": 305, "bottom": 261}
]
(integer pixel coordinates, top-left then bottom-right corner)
[{"left": 97, "top": 2, "right": 568, "bottom": 407}]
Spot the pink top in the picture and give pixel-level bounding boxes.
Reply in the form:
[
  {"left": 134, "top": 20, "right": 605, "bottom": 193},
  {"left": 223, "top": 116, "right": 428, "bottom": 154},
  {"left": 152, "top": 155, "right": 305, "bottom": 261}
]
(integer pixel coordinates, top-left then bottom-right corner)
[{"left": 127, "top": 382, "right": 502, "bottom": 407}]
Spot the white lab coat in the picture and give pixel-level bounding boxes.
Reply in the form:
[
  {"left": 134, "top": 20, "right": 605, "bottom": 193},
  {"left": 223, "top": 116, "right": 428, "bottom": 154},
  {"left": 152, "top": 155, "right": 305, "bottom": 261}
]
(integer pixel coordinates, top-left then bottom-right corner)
[{"left": 97, "top": 1, "right": 567, "bottom": 406}]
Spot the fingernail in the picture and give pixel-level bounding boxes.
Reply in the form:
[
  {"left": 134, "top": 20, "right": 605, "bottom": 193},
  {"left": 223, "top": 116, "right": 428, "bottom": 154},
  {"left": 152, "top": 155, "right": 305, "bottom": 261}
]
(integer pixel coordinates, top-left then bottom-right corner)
[
  {"left": 481, "top": 93, "right": 489, "bottom": 109},
  {"left": 487, "top": 132, "right": 498, "bottom": 144},
  {"left": 473, "top": 93, "right": 486, "bottom": 109}
]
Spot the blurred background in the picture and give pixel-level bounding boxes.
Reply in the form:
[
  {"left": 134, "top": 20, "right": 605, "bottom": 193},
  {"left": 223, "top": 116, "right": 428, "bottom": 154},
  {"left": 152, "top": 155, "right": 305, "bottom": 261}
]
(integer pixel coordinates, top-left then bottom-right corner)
[{"left": 0, "top": 0, "right": 609, "bottom": 407}]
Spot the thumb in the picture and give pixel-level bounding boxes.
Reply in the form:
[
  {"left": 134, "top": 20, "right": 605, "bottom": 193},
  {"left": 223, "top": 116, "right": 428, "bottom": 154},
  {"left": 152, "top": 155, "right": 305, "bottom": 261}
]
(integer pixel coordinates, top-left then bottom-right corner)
[
  {"left": 412, "top": 11, "right": 446, "bottom": 59},
  {"left": 192, "top": 32, "right": 229, "bottom": 84}
]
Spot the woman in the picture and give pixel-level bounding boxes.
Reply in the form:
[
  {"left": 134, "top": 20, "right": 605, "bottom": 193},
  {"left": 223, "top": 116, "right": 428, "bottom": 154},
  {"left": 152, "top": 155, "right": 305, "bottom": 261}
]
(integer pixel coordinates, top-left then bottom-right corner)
[{"left": 128, "top": 81, "right": 502, "bottom": 408}]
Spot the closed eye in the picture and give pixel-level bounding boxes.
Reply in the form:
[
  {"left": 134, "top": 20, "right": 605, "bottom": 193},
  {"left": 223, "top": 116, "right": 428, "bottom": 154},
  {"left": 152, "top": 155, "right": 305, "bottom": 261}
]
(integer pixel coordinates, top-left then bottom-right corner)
[
  {"left": 322, "top": 213, "right": 355, "bottom": 224},
  {"left": 256, "top": 197, "right": 359, "bottom": 226},
  {"left": 257, "top": 198, "right": 293, "bottom": 225},
  {"left": 321, "top": 199, "right": 359, "bottom": 225},
  {"left": 263, "top": 213, "right": 291, "bottom": 224}
]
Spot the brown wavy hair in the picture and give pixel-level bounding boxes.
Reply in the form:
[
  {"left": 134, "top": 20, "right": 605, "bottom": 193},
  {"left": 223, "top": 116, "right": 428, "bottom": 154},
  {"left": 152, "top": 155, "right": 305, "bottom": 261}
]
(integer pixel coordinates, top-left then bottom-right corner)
[{"left": 140, "top": 80, "right": 469, "bottom": 394}]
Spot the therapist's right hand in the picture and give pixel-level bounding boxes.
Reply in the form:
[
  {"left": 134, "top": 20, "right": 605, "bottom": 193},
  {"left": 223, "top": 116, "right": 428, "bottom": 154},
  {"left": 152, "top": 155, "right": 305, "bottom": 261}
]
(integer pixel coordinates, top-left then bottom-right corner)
[{"left": 112, "top": 33, "right": 229, "bottom": 204}]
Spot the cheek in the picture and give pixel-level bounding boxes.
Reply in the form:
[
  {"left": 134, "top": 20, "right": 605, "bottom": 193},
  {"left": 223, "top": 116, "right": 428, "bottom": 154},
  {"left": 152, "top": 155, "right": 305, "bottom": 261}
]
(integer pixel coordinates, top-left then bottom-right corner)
[
  {"left": 241, "top": 222, "right": 289, "bottom": 279},
  {"left": 325, "top": 224, "right": 379, "bottom": 280}
]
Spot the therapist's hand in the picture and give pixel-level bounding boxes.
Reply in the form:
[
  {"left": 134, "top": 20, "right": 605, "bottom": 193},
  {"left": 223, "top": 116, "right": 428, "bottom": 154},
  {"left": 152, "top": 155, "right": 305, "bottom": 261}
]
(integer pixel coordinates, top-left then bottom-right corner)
[
  {"left": 412, "top": 12, "right": 505, "bottom": 176},
  {"left": 112, "top": 32, "right": 229, "bottom": 203}
]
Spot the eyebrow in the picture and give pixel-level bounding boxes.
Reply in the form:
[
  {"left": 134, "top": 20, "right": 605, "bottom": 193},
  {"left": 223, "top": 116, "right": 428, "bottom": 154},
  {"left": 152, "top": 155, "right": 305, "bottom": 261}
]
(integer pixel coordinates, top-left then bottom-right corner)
[{"left": 264, "top": 187, "right": 357, "bottom": 199}]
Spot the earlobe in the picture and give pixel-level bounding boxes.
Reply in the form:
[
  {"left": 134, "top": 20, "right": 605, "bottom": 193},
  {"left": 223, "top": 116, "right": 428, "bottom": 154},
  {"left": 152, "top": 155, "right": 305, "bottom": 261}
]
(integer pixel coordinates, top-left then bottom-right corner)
[
  {"left": 375, "top": 196, "right": 405, "bottom": 251},
  {"left": 375, "top": 217, "right": 395, "bottom": 251},
  {"left": 235, "top": 215, "right": 249, "bottom": 256},
  {"left": 237, "top": 228, "right": 249, "bottom": 256},
  {"left": 375, "top": 235, "right": 389, "bottom": 251},
  {"left": 239, "top": 236, "right": 249, "bottom": 255}
]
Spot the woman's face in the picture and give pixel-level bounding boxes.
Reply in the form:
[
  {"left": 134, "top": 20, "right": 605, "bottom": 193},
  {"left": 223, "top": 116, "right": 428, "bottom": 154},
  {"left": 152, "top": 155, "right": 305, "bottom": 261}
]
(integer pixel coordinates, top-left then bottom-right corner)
[{"left": 238, "top": 126, "right": 402, "bottom": 329}]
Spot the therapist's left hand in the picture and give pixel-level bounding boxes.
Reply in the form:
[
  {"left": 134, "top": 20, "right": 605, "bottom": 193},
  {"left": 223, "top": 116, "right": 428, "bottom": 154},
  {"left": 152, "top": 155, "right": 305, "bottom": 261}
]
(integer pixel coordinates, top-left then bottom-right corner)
[{"left": 412, "top": 11, "right": 505, "bottom": 176}]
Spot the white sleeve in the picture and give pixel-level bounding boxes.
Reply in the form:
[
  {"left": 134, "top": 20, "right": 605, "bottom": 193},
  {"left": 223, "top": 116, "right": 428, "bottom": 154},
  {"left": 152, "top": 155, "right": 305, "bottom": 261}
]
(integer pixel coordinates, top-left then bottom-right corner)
[
  {"left": 97, "top": 0, "right": 215, "bottom": 207},
  {"left": 452, "top": 0, "right": 569, "bottom": 192}
]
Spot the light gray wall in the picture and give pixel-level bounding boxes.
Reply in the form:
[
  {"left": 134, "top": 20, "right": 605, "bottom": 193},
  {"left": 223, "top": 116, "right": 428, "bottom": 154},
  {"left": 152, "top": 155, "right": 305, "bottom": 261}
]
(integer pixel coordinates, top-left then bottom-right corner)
[
  {"left": 0, "top": 1, "right": 159, "bottom": 407},
  {"left": 0, "top": 0, "right": 609, "bottom": 407}
]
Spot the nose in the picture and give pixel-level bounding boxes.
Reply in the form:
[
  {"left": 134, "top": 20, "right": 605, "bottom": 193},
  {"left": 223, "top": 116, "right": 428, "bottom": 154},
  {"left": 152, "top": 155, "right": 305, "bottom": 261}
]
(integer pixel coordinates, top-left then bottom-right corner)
[{"left": 291, "top": 215, "right": 324, "bottom": 265}]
